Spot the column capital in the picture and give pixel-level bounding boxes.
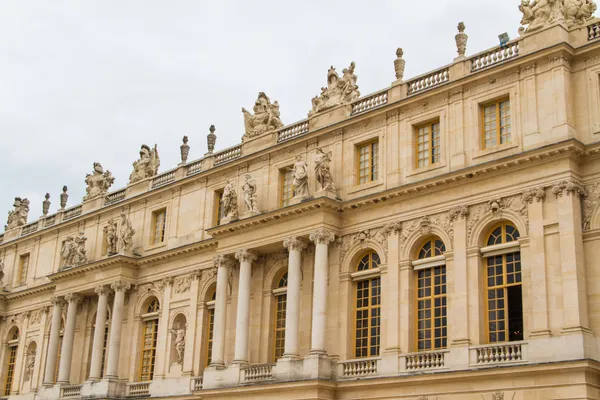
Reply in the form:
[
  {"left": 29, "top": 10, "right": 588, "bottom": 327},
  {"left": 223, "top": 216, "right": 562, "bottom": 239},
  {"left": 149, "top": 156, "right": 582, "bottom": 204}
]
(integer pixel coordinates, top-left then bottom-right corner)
[
  {"left": 190, "top": 269, "right": 202, "bottom": 281},
  {"left": 40, "top": 305, "right": 50, "bottom": 315},
  {"left": 50, "top": 296, "right": 65, "bottom": 307},
  {"left": 381, "top": 221, "right": 402, "bottom": 236},
  {"left": 283, "top": 237, "right": 308, "bottom": 251},
  {"left": 449, "top": 205, "right": 469, "bottom": 221},
  {"left": 110, "top": 281, "right": 131, "bottom": 292},
  {"left": 309, "top": 228, "right": 336, "bottom": 245},
  {"left": 235, "top": 249, "right": 258, "bottom": 263},
  {"left": 522, "top": 186, "right": 546, "bottom": 203},
  {"left": 64, "top": 293, "right": 83, "bottom": 304},
  {"left": 552, "top": 179, "right": 586, "bottom": 198},
  {"left": 213, "top": 254, "right": 235, "bottom": 269},
  {"left": 94, "top": 285, "right": 110, "bottom": 296}
]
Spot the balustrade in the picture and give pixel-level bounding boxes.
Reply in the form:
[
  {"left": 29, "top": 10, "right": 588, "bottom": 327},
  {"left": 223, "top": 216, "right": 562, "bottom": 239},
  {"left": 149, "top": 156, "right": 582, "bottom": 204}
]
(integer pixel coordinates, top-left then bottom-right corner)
[
  {"left": 105, "top": 189, "right": 126, "bottom": 205},
  {"left": 403, "top": 350, "right": 447, "bottom": 371},
  {"left": 63, "top": 205, "right": 82, "bottom": 221},
  {"left": 126, "top": 382, "right": 151, "bottom": 396},
  {"left": 472, "top": 342, "right": 526, "bottom": 365},
  {"left": 151, "top": 171, "right": 176, "bottom": 189},
  {"left": 340, "top": 358, "right": 379, "bottom": 378},
  {"left": 407, "top": 68, "right": 450, "bottom": 95},
  {"left": 589, "top": 21, "right": 600, "bottom": 41},
  {"left": 44, "top": 215, "right": 56, "bottom": 227},
  {"left": 60, "top": 384, "right": 82, "bottom": 399},
  {"left": 470, "top": 41, "right": 520, "bottom": 72},
  {"left": 191, "top": 376, "right": 203, "bottom": 391},
  {"left": 241, "top": 364, "right": 275, "bottom": 383},
  {"left": 20, "top": 222, "right": 38, "bottom": 236},
  {"left": 351, "top": 91, "right": 388, "bottom": 115},
  {"left": 186, "top": 160, "right": 203, "bottom": 176},
  {"left": 277, "top": 120, "right": 309, "bottom": 142},
  {"left": 214, "top": 145, "right": 242, "bottom": 165}
]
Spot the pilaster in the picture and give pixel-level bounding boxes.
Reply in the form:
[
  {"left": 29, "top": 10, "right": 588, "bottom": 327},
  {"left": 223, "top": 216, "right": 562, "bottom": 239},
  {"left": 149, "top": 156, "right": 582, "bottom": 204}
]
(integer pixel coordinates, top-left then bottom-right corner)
[{"left": 153, "top": 277, "right": 173, "bottom": 379}]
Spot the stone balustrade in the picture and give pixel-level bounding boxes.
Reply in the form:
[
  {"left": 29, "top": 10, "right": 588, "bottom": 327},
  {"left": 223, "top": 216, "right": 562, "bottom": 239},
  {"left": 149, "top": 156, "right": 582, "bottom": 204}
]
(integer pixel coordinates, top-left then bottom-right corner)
[
  {"left": 44, "top": 215, "right": 56, "bottom": 227},
  {"left": 471, "top": 342, "right": 526, "bottom": 366},
  {"left": 589, "top": 21, "right": 600, "bottom": 41},
  {"left": 20, "top": 222, "right": 38, "bottom": 237},
  {"left": 241, "top": 364, "right": 275, "bottom": 383},
  {"left": 469, "top": 41, "right": 520, "bottom": 73},
  {"left": 60, "top": 384, "right": 82, "bottom": 399},
  {"left": 126, "top": 382, "right": 151, "bottom": 397},
  {"left": 407, "top": 67, "right": 450, "bottom": 95},
  {"left": 340, "top": 358, "right": 379, "bottom": 378},
  {"left": 151, "top": 170, "right": 176, "bottom": 189},
  {"left": 351, "top": 91, "right": 388, "bottom": 116},
  {"left": 191, "top": 376, "right": 203, "bottom": 391},
  {"left": 63, "top": 205, "right": 82, "bottom": 221},
  {"left": 277, "top": 120, "right": 309, "bottom": 143},
  {"left": 402, "top": 350, "right": 448, "bottom": 371},
  {"left": 214, "top": 145, "right": 242, "bottom": 165},
  {"left": 186, "top": 160, "right": 203, "bottom": 176},
  {"left": 105, "top": 189, "right": 126, "bottom": 205}
]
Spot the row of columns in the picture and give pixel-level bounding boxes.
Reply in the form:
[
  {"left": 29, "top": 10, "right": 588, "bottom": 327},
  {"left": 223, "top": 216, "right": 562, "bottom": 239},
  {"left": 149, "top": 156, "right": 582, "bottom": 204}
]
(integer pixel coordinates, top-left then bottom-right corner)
[
  {"left": 42, "top": 281, "right": 130, "bottom": 386},
  {"left": 209, "top": 228, "right": 335, "bottom": 367}
]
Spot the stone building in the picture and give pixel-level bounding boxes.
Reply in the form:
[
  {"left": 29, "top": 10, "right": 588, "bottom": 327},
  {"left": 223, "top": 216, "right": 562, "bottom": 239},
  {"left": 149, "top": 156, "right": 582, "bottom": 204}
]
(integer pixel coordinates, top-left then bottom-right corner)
[{"left": 1, "top": 3, "right": 600, "bottom": 399}]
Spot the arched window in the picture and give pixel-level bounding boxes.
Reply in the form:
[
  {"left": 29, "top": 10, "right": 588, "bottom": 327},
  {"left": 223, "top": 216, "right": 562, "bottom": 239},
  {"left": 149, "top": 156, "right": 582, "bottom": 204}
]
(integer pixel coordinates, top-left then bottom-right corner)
[
  {"left": 414, "top": 237, "right": 447, "bottom": 351},
  {"left": 353, "top": 252, "right": 381, "bottom": 358},
  {"left": 205, "top": 289, "right": 216, "bottom": 367},
  {"left": 140, "top": 297, "right": 160, "bottom": 381},
  {"left": 4, "top": 328, "right": 19, "bottom": 395},
  {"left": 49, "top": 317, "right": 65, "bottom": 384},
  {"left": 484, "top": 223, "right": 523, "bottom": 343},
  {"left": 273, "top": 272, "right": 288, "bottom": 361},
  {"left": 89, "top": 311, "right": 110, "bottom": 378}
]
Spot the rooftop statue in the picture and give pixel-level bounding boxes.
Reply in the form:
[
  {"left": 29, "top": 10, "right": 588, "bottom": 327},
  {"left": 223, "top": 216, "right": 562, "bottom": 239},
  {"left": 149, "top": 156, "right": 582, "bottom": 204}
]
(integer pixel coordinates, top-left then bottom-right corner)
[
  {"left": 6, "top": 197, "right": 30, "bottom": 230},
  {"left": 309, "top": 62, "right": 360, "bottom": 117},
  {"left": 129, "top": 144, "right": 160, "bottom": 184},
  {"left": 84, "top": 162, "right": 115, "bottom": 201},
  {"left": 242, "top": 92, "right": 284, "bottom": 139},
  {"left": 519, "top": 0, "right": 597, "bottom": 33}
]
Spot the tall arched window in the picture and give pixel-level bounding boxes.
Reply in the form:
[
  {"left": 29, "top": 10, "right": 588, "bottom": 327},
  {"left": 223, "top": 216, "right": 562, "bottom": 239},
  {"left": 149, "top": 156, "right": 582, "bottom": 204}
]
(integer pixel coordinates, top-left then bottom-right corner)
[
  {"left": 413, "top": 237, "right": 447, "bottom": 351},
  {"left": 49, "top": 317, "right": 65, "bottom": 384},
  {"left": 483, "top": 223, "right": 523, "bottom": 343},
  {"left": 353, "top": 252, "right": 381, "bottom": 358},
  {"left": 205, "top": 289, "right": 216, "bottom": 367},
  {"left": 140, "top": 298, "right": 160, "bottom": 381},
  {"left": 4, "top": 328, "right": 19, "bottom": 395},
  {"left": 89, "top": 311, "right": 110, "bottom": 378},
  {"left": 273, "top": 272, "right": 288, "bottom": 361}
]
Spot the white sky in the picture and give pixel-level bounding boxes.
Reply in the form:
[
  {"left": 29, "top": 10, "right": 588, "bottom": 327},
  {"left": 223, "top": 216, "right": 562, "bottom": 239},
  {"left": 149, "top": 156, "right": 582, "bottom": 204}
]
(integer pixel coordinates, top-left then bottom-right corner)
[{"left": 0, "top": 0, "right": 522, "bottom": 224}]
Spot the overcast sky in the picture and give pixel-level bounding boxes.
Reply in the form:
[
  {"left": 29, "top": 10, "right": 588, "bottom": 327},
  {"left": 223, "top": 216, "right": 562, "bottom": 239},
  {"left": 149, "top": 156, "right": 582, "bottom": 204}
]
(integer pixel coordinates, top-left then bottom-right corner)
[{"left": 0, "top": 1, "right": 522, "bottom": 225}]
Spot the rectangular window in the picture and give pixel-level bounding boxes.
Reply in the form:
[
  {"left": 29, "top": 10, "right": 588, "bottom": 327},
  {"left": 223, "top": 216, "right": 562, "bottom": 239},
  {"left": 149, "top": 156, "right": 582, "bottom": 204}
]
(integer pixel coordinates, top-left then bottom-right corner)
[
  {"left": 280, "top": 168, "right": 294, "bottom": 207},
  {"left": 354, "top": 277, "right": 381, "bottom": 358},
  {"left": 417, "top": 266, "right": 447, "bottom": 351},
  {"left": 486, "top": 252, "right": 523, "bottom": 343},
  {"left": 150, "top": 209, "right": 167, "bottom": 245},
  {"left": 214, "top": 190, "right": 224, "bottom": 226},
  {"left": 482, "top": 99, "right": 511, "bottom": 148},
  {"left": 358, "top": 141, "right": 379, "bottom": 185},
  {"left": 206, "top": 308, "right": 215, "bottom": 367},
  {"left": 18, "top": 254, "right": 29, "bottom": 285},
  {"left": 416, "top": 121, "right": 441, "bottom": 168},
  {"left": 140, "top": 319, "right": 158, "bottom": 381},
  {"left": 4, "top": 346, "right": 16, "bottom": 395},
  {"left": 273, "top": 293, "right": 287, "bottom": 360}
]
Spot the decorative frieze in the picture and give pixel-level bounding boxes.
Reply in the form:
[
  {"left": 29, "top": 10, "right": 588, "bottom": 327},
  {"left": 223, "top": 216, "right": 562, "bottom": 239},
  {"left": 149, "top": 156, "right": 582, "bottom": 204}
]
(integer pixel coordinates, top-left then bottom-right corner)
[
  {"left": 174, "top": 275, "right": 192, "bottom": 294},
  {"left": 467, "top": 194, "right": 529, "bottom": 242},
  {"left": 584, "top": 182, "right": 600, "bottom": 229},
  {"left": 552, "top": 179, "right": 586, "bottom": 198}
]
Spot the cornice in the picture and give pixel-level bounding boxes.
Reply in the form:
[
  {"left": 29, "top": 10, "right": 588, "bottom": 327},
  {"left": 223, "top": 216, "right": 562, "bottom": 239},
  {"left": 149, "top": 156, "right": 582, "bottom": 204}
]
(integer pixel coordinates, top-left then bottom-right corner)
[
  {"left": 47, "top": 255, "right": 139, "bottom": 282},
  {"left": 137, "top": 239, "right": 218, "bottom": 266},
  {"left": 3, "top": 283, "right": 56, "bottom": 301},
  {"left": 206, "top": 197, "right": 342, "bottom": 239}
]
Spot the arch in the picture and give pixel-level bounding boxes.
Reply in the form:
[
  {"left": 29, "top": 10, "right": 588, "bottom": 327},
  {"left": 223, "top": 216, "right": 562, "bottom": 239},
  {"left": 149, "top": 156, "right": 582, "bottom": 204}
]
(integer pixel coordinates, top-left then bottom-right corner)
[
  {"left": 135, "top": 293, "right": 161, "bottom": 315},
  {"left": 342, "top": 239, "right": 387, "bottom": 274},
  {"left": 264, "top": 258, "right": 288, "bottom": 292},
  {"left": 5, "top": 326, "right": 19, "bottom": 342},
  {"left": 168, "top": 311, "right": 189, "bottom": 328},
  {"left": 200, "top": 279, "right": 217, "bottom": 303},
  {"left": 416, "top": 236, "right": 447, "bottom": 259},
  {"left": 468, "top": 209, "right": 527, "bottom": 248},
  {"left": 402, "top": 227, "right": 453, "bottom": 261}
]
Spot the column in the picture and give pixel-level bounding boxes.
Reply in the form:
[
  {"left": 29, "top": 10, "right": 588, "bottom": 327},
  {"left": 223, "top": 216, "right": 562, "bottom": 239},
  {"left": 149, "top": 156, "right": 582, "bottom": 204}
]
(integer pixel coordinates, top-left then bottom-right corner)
[
  {"left": 11, "top": 311, "right": 29, "bottom": 394},
  {"left": 398, "top": 260, "right": 413, "bottom": 353},
  {"left": 233, "top": 249, "right": 258, "bottom": 364},
  {"left": 183, "top": 270, "right": 201, "bottom": 375},
  {"left": 449, "top": 206, "right": 470, "bottom": 344},
  {"left": 57, "top": 293, "right": 83, "bottom": 384},
  {"left": 554, "top": 180, "right": 590, "bottom": 332},
  {"left": 526, "top": 188, "right": 550, "bottom": 336},
  {"left": 282, "top": 237, "right": 307, "bottom": 359},
  {"left": 43, "top": 297, "right": 64, "bottom": 385},
  {"left": 210, "top": 255, "right": 233, "bottom": 367},
  {"left": 153, "top": 277, "right": 173, "bottom": 379},
  {"left": 88, "top": 286, "right": 110, "bottom": 381},
  {"left": 308, "top": 228, "right": 335, "bottom": 355},
  {"left": 105, "top": 281, "right": 130, "bottom": 379},
  {"left": 382, "top": 223, "right": 401, "bottom": 353}
]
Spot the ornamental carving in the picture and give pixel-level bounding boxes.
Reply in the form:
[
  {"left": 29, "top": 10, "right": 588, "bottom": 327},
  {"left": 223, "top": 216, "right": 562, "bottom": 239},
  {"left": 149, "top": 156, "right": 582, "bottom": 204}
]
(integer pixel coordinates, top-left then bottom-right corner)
[
  {"left": 84, "top": 162, "right": 115, "bottom": 201},
  {"left": 174, "top": 275, "right": 192, "bottom": 294},
  {"left": 64, "top": 293, "right": 83, "bottom": 304},
  {"left": 521, "top": 186, "right": 546, "bottom": 203},
  {"left": 467, "top": 195, "right": 529, "bottom": 242},
  {"left": 339, "top": 225, "right": 390, "bottom": 264},
  {"left": 455, "top": 22, "right": 468, "bottom": 57},
  {"left": 310, "top": 228, "right": 336, "bottom": 245},
  {"left": 61, "top": 232, "right": 88, "bottom": 269},
  {"left": 552, "top": 179, "right": 586, "bottom": 198},
  {"left": 29, "top": 309, "right": 42, "bottom": 325},
  {"left": 583, "top": 182, "right": 600, "bottom": 229},
  {"left": 6, "top": 197, "right": 30, "bottom": 230},
  {"left": 235, "top": 249, "right": 258, "bottom": 263},
  {"left": 519, "top": 0, "right": 597, "bottom": 33},
  {"left": 104, "top": 212, "right": 136, "bottom": 256},
  {"left": 309, "top": 62, "right": 360, "bottom": 117},
  {"left": 129, "top": 144, "right": 160, "bottom": 184},
  {"left": 25, "top": 347, "right": 36, "bottom": 380},
  {"left": 283, "top": 237, "right": 308, "bottom": 252},
  {"left": 242, "top": 92, "right": 283, "bottom": 140},
  {"left": 0, "top": 258, "right": 4, "bottom": 288}
]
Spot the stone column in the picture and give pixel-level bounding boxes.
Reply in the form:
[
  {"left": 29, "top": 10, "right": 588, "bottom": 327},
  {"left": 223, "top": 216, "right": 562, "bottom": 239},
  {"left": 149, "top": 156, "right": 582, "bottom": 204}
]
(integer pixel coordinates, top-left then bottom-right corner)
[
  {"left": 308, "top": 228, "right": 335, "bottom": 355},
  {"left": 553, "top": 180, "right": 590, "bottom": 332},
  {"left": 43, "top": 297, "right": 64, "bottom": 385},
  {"left": 105, "top": 281, "right": 130, "bottom": 379},
  {"left": 11, "top": 311, "right": 29, "bottom": 394},
  {"left": 210, "top": 255, "right": 233, "bottom": 367},
  {"left": 88, "top": 286, "right": 110, "bottom": 381},
  {"left": 233, "top": 249, "right": 258, "bottom": 364},
  {"left": 183, "top": 270, "right": 201, "bottom": 375},
  {"left": 153, "top": 277, "right": 173, "bottom": 379},
  {"left": 282, "top": 237, "right": 307, "bottom": 359},
  {"left": 57, "top": 293, "right": 83, "bottom": 384}
]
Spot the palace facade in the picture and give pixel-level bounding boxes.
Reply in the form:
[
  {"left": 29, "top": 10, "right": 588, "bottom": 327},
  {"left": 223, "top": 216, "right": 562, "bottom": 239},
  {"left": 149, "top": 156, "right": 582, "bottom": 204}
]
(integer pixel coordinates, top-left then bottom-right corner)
[{"left": 2, "top": 4, "right": 600, "bottom": 400}]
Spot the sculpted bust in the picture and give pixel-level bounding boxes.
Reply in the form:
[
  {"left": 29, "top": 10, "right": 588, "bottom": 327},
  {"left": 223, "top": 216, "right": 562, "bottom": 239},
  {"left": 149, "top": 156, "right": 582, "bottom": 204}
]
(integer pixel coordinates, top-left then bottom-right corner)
[
  {"left": 242, "top": 92, "right": 284, "bottom": 139},
  {"left": 84, "top": 162, "right": 115, "bottom": 201},
  {"left": 309, "top": 62, "right": 360, "bottom": 117},
  {"left": 130, "top": 144, "right": 160, "bottom": 184}
]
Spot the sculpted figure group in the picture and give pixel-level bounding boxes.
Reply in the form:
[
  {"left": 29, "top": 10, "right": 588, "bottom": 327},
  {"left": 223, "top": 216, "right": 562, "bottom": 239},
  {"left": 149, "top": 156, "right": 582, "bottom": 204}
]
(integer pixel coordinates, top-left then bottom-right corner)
[
  {"left": 61, "top": 232, "right": 88, "bottom": 269},
  {"left": 84, "top": 162, "right": 115, "bottom": 201},
  {"left": 103, "top": 212, "right": 136, "bottom": 256},
  {"left": 130, "top": 144, "right": 160, "bottom": 184},
  {"left": 5, "top": 197, "right": 30, "bottom": 231},
  {"left": 242, "top": 92, "right": 284, "bottom": 139},
  {"left": 519, "top": 0, "right": 597, "bottom": 32},
  {"left": 309, "top": 62, "right": 360, "bottom": 116}
]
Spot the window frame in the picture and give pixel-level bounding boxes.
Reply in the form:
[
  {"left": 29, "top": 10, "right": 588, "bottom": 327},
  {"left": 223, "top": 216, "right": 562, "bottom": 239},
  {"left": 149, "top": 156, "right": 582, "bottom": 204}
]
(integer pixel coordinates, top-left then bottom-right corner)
[
  {"left": 272, "top": 271, "right": 288, "bottom": 362},
  {"left": 279, "top": 167, "right": 294, "bottom": 208},
  {"left": 150, "top": 208, "right": 167, "bottom": 246},
  {"left": 18, "top": 253, "right": 30, "bottom": 286},
  {"left": 415, "top": 120, "right": 441, "bottom": 169},
  {"left": 356, "top": 140, "right": 379, "bottom": 186},
  {"left": 481, "top": 98, "right": 511, "bottom": 149},
  {"left": 213, "top": 189, "right": 224, "bottom": 226},
  {"left": 205, "top": 289, "right": 216, "bottom": 367},
  {"left": 139, "top": 298, "right": 160, "bottom": 381},
  {"left": 4, "top": 331, "right": 19, "bottom": 396}
]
